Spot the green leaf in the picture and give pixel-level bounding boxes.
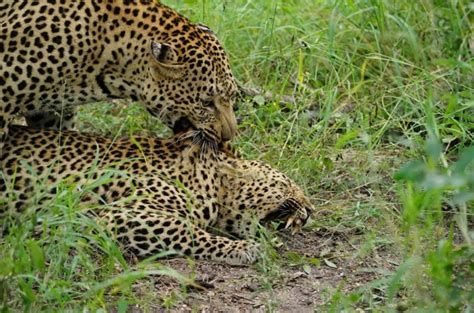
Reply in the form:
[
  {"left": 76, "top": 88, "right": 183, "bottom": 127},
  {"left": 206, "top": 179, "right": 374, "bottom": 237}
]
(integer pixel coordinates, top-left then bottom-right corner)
[
  {"left": 18, "top": 279, "right": 36, "bottom": 306},
  {"left": 452, "top": 146, "right": 474, "bottom": 174},
  {"left": 335, "top": 129, "right": 360, "bottom": 149},
  {"left": 324, "top": 259, "right": 337, "bottom": 268},
  {"left": 117, "top": 298, "right": 128, "bottom": 313},
  {"left": 426, "top": 137, "right": 443, "bottom": 161},
  {"left": 308, "top": 257, "right": 321, "bottom": 267},
  {"left": 386, "top": 258, "right": 416, "bottom": 300},
  {"left": 285, "top": 251, "right": 303, "bottom": 264},
  {"left": 253, "top": 95, "right": 266, "bottom": 106},
  {"left": 322, "top": 157, "right": 334, "bottom": 171},
  {"left": 27, "top": 240, "right": 45, "bottom": 273},
  {"left": 394, "top": 160, "right": 426, "bottom": 182}
]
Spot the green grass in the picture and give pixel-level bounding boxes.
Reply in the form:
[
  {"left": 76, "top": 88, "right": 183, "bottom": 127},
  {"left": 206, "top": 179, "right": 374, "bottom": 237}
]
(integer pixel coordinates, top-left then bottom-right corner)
[{"left": 2, "top": 0, "right": 474, "bottom": 311}]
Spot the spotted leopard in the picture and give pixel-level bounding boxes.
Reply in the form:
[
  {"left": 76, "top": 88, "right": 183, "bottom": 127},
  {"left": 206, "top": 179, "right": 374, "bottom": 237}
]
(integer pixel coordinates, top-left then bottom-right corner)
[
  {"left": 1, "top": 126, "right": 313, "bottom": 265},
  {"left": 0, "top": 0, "right": 238, "bottom": 154}
]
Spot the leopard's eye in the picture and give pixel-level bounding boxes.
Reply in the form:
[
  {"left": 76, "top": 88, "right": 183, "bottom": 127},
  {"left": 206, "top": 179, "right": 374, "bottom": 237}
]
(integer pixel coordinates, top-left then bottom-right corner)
[{"left": 203, "top": 100, "right": 214, "bottom": 108}]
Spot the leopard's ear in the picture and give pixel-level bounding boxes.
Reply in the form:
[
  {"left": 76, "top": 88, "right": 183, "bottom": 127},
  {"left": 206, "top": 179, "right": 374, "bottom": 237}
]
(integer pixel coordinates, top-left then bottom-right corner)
[
  {"left": 150, "top": 41, "right": 186, "bottom": 80},
  {"left": 196, "top": 23, "right": 215, "bottom": 35}
]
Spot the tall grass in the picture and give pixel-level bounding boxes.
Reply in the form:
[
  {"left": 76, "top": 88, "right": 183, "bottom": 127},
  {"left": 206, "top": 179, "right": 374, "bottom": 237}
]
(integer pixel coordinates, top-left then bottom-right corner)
[
  {"left": 0, "top": 163, "right": 193, "bottom": 311},
  {"left": 165, "top": 0, "right": 473, "bottom": 310},
  {"left": 1, "top": 0, "right": 473, "bottom": 310}
]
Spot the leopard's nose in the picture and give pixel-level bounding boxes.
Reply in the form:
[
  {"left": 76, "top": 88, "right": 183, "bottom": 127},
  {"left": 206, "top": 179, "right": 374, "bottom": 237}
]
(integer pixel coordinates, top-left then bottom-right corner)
[{"left": 221, "top": 115, "right": 237, "bottom": 141}]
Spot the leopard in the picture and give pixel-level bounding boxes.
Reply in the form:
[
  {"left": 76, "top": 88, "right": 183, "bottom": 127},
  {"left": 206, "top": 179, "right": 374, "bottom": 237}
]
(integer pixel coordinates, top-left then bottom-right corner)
[
  {"left": 0, "top": 126, "right": 313, "bottom": 265},
  {"left": 0, "top": 0, "right": 238, "bottom": 155}
]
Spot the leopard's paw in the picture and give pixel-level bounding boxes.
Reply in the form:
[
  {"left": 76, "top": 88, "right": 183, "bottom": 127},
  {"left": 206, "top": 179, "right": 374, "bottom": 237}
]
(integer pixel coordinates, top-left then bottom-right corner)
[{"left": 223, "top": 240, "right": 260, "bottom": 266}]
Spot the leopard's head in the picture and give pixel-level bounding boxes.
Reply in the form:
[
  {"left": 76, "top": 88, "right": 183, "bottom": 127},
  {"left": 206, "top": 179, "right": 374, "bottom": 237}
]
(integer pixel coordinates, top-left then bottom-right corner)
[
  {"left": 218, "top": 158, "right": 314, "bottom": 238},
  {"left": 141, "top": 22, "right": 238, "bottom": 144}
]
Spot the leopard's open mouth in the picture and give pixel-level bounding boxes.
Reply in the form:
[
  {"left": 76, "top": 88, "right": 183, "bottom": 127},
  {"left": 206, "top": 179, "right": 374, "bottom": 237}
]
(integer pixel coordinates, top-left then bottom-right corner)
[{"left": 262, "top": 198, "right": 311, "bottom": 234}]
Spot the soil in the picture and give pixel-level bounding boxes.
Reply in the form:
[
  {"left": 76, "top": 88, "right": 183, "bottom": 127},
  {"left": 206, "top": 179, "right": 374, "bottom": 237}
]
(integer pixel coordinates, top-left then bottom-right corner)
[{"left": 125, "top": 228, "right": 399, "bottom": 312}]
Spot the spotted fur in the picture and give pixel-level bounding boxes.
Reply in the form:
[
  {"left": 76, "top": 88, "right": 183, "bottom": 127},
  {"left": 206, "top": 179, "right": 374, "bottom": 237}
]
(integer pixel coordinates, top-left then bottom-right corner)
[
  {"left": 0, "top": 0, "right": 238, "bottom": 154},
  {"left": 0, "top": 126, "right": 313, "bottom": 265}
]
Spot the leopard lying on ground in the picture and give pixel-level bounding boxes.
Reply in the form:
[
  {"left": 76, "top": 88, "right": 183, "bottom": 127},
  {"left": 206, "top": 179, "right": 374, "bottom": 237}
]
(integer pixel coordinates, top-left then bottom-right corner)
[
  {"left": 0, "top": 0, "right": 238, "bottom": 154},
  {"left": 0, "top": 126, "right": 313, "bottom": 265}
]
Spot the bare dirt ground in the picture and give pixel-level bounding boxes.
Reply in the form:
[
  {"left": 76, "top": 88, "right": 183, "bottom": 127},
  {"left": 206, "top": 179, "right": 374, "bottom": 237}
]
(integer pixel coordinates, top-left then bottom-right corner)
[{"left": 122, "top": 227, "right": 399, "bottom": 312}]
